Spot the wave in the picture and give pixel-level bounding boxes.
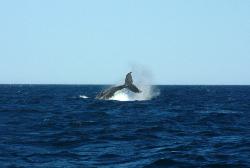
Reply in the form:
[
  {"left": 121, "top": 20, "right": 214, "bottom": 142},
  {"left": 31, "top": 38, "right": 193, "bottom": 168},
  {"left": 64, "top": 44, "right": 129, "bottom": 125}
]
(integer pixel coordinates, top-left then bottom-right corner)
[
  {"left": 143, "top": 158, "right": 193, "bottom": 168},
  {"left": 79, "top": 95, "right": 88, "bottom": 99}
]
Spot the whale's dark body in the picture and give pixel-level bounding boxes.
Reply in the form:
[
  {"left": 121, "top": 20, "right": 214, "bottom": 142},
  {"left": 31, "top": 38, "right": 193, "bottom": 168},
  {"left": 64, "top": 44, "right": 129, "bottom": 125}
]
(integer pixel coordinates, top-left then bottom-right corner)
[{"left": 96, "top": 72, "right": 141, "bottom": 100}]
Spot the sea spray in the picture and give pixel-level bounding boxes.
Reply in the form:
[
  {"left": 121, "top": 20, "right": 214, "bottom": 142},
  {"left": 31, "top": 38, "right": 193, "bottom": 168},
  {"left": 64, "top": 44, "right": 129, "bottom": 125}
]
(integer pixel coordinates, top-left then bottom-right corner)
[{"left": 110, "top": 84, "right": 159, "bottom": 101}]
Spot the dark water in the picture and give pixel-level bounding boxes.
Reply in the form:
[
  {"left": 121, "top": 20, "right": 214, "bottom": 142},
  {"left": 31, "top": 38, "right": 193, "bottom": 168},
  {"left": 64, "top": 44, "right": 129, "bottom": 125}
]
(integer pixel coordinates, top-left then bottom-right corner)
[{"left": 0, "top": 85, "right": 250, "bottom": 168}]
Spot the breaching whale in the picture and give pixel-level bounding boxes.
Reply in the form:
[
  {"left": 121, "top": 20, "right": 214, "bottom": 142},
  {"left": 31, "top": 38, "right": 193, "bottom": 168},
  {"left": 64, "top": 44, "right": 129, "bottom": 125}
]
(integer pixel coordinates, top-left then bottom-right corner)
[{"left": 96, "top": 72, "right": 141, "bottom": 100}]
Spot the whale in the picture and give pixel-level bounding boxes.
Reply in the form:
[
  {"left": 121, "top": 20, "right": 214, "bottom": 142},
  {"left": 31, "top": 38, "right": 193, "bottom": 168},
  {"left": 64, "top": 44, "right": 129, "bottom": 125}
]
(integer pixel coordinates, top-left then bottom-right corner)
[{"left": 96, "top": 72, "right": 141, "bottom": 100}]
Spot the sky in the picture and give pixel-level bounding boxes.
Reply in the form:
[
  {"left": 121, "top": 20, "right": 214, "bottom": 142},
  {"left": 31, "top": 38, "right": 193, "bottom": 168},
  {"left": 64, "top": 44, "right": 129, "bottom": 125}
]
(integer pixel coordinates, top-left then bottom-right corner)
[{"left": 0, "top": 0, "right": 249, "bottom": 84}]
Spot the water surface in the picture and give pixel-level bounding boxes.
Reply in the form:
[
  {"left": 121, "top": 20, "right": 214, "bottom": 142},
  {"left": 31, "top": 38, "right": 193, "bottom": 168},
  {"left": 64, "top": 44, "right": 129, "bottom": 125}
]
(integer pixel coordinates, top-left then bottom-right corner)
[{"left": 0, "top": 85, "right": 249, "bottom": 167}]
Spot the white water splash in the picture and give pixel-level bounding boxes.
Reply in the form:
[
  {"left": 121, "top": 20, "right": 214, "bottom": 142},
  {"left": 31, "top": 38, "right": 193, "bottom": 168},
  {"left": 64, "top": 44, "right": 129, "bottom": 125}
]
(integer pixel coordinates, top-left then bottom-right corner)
[
  {"left": 110, "top": 90, "right": 130, "bottom": 101},
  {"left": 110, "top": 85, "right": 159, "bottom": 101},
  {"left": 79, "top": 95, "right": 88, "bottom": 99}
]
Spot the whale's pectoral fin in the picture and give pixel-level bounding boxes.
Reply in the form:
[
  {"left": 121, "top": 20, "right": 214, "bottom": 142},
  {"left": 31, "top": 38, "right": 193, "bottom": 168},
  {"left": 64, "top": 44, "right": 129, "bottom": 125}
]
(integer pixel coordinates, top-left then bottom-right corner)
[
  {"left": 127, "top": 83, "right": 141, "bottom": 93},
  {"left": 125, "top": 72, "right": 133, "bottom": 85},
  {"left": 124, "top": 72, "right": 141, "bottom": 93}
]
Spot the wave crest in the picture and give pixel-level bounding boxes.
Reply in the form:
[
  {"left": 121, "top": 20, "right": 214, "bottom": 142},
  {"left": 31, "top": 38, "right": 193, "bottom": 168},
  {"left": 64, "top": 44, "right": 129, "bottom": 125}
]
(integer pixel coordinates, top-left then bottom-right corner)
[{"left": 79, "top": 95, "right": 88, "bottom": 99}]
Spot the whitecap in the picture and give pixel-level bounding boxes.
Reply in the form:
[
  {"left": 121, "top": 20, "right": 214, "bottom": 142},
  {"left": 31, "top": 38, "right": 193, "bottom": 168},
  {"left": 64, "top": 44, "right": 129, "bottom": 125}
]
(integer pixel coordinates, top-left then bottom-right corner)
[
  {"left": 79, "top": 95, "right": 89, "bottom": 99},
  {"left": 109, "top": 85, "right": 159, "bottom": 101}
]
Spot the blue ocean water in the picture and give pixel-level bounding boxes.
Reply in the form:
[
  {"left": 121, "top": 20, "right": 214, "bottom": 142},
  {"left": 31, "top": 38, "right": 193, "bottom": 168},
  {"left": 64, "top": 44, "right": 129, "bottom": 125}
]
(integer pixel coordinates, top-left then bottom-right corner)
[{"left": 0, "top": 85, "right": 250, "bottom": 168}]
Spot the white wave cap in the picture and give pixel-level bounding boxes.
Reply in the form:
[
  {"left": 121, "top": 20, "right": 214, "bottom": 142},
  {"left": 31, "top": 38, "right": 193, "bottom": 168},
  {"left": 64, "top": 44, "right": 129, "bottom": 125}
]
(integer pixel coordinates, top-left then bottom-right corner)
[{"left": 79, "top": 95, "right": 89, "bottom": 99}]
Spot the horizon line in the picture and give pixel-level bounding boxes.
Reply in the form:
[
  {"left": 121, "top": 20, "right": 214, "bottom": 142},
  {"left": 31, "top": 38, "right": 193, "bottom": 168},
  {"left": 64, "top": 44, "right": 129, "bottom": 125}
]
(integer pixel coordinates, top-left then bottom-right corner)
[{"left": 0, "top": 83, "right": 250, "bottom": 86}]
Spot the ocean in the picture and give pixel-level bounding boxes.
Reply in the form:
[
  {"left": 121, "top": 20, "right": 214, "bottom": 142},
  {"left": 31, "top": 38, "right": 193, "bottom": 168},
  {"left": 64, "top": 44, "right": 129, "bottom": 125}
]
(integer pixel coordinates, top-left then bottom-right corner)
[{"left": 0, "top": 85, "right": 249, "bottom": 168}]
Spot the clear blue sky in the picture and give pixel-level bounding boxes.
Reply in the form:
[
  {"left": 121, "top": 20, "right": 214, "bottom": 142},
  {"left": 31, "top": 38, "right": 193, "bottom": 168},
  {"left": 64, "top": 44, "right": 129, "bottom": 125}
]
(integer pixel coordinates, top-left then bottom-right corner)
[{"left": 0, "top": 0, "right": 249, "bottom": 84}]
